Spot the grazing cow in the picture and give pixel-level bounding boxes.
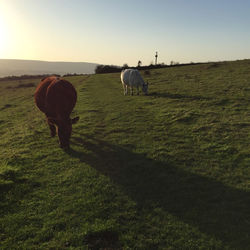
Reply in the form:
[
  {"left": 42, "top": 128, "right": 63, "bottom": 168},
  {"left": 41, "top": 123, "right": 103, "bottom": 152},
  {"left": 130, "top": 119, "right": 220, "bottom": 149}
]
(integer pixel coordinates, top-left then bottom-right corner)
[
  {"left": 34, "top": 76, "right": 79, "bottom": 149},
  {"left": 121, "top": 69, "right": 148, "bottom": 95}
]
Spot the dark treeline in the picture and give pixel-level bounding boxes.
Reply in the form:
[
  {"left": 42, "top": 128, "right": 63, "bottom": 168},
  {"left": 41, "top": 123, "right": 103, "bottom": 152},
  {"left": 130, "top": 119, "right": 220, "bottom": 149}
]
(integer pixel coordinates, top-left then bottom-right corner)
[
  {"left": 95, "top": 62, "right": 205, "bottom": 74},
  {"left": 95, "top": 65, "right": 122, "bottom": 74},
  {"left": 94, "top": 64, "right": 168, "bottom": 74}
]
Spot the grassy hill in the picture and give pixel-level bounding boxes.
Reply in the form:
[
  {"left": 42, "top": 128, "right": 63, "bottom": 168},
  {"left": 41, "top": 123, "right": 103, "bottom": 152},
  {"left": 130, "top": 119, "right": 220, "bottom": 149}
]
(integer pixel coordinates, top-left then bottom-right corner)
[{"left": 1, "top": 60, "right": 250, "bottom": 249}]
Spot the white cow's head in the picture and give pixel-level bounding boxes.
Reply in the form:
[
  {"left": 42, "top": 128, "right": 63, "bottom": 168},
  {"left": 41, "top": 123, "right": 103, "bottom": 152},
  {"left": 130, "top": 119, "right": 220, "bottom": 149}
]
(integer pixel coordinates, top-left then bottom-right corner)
[{"left": 142, "top": 82, "right": 149, "bottom": 95}]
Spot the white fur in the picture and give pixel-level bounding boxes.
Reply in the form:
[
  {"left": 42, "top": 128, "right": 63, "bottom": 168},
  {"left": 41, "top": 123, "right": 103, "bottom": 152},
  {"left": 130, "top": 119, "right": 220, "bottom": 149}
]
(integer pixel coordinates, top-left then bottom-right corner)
[{"left": 121, "top": 69, "right": 148, "bottom": 95}]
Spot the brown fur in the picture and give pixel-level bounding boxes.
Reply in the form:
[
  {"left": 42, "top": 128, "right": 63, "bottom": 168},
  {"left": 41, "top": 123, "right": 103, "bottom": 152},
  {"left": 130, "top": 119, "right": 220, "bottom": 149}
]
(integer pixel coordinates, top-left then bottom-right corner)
[{"left": 34, "top": 76, "right": 79, "bottom": 148}]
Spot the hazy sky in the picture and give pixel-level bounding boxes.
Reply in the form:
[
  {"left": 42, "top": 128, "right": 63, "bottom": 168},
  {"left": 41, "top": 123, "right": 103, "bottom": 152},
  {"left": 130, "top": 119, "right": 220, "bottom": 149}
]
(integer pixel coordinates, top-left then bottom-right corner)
[{"left": 0, "top": 0, "right": 250, "bottom": 66}]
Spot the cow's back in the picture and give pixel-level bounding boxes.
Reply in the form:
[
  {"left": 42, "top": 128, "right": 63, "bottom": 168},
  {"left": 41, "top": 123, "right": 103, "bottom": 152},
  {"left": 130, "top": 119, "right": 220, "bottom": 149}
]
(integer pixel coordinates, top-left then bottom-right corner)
[
  {"left": 121, "top": 69, "right": 129, "bottom": 86},
  {"left": 34, "top": 76, "right": 58, "bottom": 114},
  {"left": 46, "top": 79, "right": 77, "bottom": 119},
  {"left": 121, "top": 69, "right": 143, "bottom": 87},
  {"left": 34, "top": 77, "right": 77, "bottom": 119}
]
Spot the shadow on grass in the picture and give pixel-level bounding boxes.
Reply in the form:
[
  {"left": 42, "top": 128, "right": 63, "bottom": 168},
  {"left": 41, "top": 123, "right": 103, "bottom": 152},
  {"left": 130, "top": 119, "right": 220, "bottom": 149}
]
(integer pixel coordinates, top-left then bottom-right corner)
[
  {"left": 83, "top": 230, "right": 119, "bottom": 249},
  {"left": 0, "top": 165, "right": 41, "bottom": 213},
  {"left": 149, "top": 91, "right": 212, "bottom": 101},
  {"left": 68, "top": 134, "right": 250, "bottom": 249}
]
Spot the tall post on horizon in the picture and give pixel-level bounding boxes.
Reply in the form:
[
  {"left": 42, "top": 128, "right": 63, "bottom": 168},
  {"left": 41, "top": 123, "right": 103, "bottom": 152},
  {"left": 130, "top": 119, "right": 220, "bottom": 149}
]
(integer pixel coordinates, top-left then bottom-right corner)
[{"left": 155, "top": 51, "right": 158, "bottom": 65}]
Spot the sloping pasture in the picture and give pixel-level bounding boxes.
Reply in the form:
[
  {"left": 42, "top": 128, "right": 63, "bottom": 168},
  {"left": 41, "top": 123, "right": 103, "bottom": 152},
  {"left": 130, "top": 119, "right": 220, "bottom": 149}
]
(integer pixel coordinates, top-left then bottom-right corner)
[{"left": 1, "top": 61, "right": 250, "bottom": 249}]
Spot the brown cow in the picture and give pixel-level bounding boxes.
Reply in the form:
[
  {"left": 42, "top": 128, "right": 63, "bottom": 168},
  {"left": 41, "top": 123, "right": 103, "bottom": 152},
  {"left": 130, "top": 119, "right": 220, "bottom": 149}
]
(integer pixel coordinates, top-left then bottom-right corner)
[{"left": 34, "top": 76, "right": 79, "bottom": 148}]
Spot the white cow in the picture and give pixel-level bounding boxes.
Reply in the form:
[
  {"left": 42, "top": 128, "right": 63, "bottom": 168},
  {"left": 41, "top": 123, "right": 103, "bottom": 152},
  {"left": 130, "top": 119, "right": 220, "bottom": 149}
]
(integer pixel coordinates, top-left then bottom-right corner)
[{"left": 121, "top": 69, "right": 148, "bottom": 95}]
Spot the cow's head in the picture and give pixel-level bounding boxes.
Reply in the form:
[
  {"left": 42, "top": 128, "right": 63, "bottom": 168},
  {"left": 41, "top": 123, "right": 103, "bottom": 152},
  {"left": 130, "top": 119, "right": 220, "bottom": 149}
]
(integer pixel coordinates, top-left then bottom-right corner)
[
  {"left": 142, "top": 82, "right": 149, "bottom": 95},
  {"left": 48, "top": 116, "right": 79, "bottom": 149}
]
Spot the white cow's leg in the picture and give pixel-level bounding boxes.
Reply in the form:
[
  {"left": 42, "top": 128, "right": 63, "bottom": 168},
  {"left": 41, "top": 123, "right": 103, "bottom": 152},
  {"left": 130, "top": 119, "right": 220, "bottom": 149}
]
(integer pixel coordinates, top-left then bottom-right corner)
[
  {"left": 123, "top": 84, "right": 127, "bottom": 95},
  {"left": 131, "top": 87, "right": 133, "bottom": 96}
]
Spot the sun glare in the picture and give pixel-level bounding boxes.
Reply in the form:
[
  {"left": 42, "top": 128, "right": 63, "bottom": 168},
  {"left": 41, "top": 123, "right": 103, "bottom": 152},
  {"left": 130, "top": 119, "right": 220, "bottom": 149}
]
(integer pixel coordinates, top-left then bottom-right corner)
[
  {"left": 0, "top": 2, "right": 20, "bottom": 59},
  {"left": 0, "top": 2, "right": 12, "bottom": 59},
  {"left": 0, "top": 17, "right": 8, "bottom": 57},
  {"left": 0, "top": 2, "right": 41, "bottom": 60}
]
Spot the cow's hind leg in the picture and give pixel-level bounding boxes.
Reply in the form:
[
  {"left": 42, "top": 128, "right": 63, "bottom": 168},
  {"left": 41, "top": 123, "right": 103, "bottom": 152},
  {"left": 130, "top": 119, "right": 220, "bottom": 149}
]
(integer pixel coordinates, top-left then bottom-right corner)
[
  {"left": 124, "top": 85, "right": 128, "bottom": 95},
  {"left": 123, "top": 84, "right": 128, "bottom": 95},
  {"left": 130, "top": 86, "right": 134, "bottom": 96},
  {"left": 49, "top": 123, "right": 56, "bottom": 137},
  {"left": 46, "top": 117, "right": 56, "bottom": 137}
]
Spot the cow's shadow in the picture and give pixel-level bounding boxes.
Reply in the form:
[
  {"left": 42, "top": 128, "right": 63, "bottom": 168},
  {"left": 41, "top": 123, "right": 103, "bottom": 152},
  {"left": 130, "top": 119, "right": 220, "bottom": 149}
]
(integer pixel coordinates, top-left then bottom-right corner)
[{"left": 67, "top": 133, "right": 250, "bottom": 249}]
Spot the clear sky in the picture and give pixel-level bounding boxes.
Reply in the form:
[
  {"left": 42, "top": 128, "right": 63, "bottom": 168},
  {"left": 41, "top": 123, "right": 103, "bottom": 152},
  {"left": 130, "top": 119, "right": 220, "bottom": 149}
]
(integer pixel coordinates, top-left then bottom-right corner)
[{"left": 0, "top": 0, "right": 250, "bottom": 66}]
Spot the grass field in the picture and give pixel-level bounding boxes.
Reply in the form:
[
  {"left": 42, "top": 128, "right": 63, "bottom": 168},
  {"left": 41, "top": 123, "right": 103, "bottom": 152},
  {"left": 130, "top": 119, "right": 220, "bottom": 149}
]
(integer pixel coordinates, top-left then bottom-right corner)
[{"left": 1, "top": 60, "right": 250, "bottom": 249}]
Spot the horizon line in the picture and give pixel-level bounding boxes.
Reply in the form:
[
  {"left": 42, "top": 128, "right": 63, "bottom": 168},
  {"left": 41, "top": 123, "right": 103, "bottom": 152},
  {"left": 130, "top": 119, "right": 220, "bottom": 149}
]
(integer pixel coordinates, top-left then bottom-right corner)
[{"left": 0, "top": 57, "right": 250, "bottom": 67}]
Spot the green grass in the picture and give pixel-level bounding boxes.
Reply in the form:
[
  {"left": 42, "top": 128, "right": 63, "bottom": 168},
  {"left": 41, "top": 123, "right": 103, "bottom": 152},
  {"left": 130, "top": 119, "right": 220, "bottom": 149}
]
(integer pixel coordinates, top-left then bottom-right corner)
[{"left": 1, "top": 60, "right": 250, "bottom": 249}]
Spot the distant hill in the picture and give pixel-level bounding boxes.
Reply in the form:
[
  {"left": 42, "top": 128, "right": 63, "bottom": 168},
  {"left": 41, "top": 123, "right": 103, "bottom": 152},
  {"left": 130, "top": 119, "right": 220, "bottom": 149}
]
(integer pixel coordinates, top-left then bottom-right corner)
[{"left": 0, "top": 59, "right": 99, "bottom": 77}]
